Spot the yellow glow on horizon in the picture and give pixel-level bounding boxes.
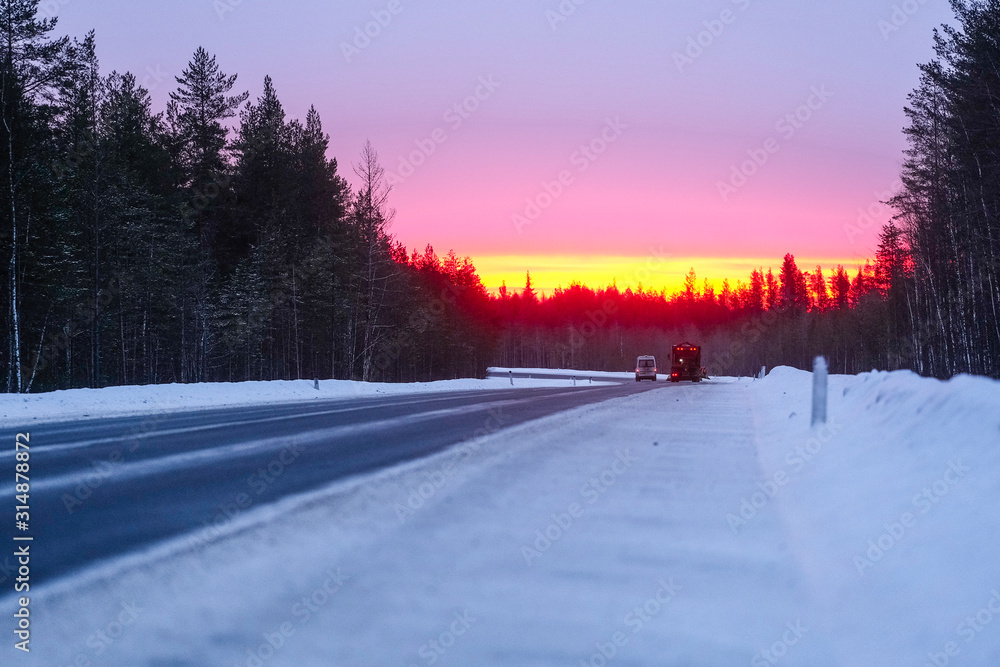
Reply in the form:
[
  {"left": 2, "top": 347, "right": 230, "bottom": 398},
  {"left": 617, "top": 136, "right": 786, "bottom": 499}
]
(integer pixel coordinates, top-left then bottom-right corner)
[{"left": 474, "top": 255, "right": 866, "bottom": 296}]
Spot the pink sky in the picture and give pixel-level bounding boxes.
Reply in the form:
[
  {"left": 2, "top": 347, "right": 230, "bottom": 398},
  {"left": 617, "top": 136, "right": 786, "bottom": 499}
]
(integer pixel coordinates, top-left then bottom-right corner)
[{"left": 52, "top": 0, "right": 955, "bottom": 292}]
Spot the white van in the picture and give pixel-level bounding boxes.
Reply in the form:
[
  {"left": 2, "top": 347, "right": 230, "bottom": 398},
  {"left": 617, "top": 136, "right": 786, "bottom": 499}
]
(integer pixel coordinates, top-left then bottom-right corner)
[{"left": 635, "top": 356, "right": 657, "bottom": 382}]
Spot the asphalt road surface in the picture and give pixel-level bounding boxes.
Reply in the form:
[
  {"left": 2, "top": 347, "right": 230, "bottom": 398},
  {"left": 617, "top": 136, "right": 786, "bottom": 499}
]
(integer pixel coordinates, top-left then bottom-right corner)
[{"left": 0, "top": 382, "right": 660, "bottom": 584}]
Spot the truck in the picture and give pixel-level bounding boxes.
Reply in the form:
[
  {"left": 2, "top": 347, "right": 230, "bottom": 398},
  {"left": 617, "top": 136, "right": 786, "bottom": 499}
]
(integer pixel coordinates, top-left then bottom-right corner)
[{"left": 669, "top": 343, "right": 708, "bottom": 382}]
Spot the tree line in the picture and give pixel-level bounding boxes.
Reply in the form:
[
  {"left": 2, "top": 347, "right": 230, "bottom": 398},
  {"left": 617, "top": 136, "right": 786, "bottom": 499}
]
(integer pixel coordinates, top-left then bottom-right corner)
[
  {"left": 2, "top": 1, "right": 495, "bottom": 392},
  {"left": 489, "top": 0, "right": 1000, "bottom": 381},
  {"left": 491, "top": 251, "right": 910, "bottom": 378},
  {"left": 886, "top": 0, "right": 1000, "bottom": 379},
  {"left": 4, "top": 0, "right": 996, "bottom": 393}
]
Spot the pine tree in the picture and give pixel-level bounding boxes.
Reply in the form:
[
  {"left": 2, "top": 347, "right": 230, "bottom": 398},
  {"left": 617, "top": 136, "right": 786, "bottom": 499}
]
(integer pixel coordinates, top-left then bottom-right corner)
[
  {"left": 748, "top": 268, "right": 765, "bottom": 312},
  {"left": 719, "top": 279, "right": 733, "bottom": 310},
  {"left": 522, "top": 270, "right": 537, "bottom": 303},
  {"left": 169, "top": 47, "right": 247, "bottom": 206},
  {"left": 830, "top": 265, "right": 851, "bottom": 309},
  {"left": 809, "top": 266, "right": 830, "bottom": 311},
  {"left": 168, "top": 47, "right": 247, "bottom": 381},
  {"left": 285, "top": 105, "right": 348, "bottom": 381},
  {"left": 682, "top": 268, "right": 698, "bottom": 303},
  {"left": 765, "top": 268, "right": 779, "bottom": 310},
  {"left": 778, "top": 254, "right": 808, "bottom": 310}
]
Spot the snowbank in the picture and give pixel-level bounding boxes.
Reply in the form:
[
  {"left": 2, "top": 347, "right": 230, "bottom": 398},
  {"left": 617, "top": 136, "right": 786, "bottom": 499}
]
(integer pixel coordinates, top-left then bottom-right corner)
[
  {"left": 749, "top": 366, "right": 1000, "bottom": 665},
  {"left": 0, "top": 375, "right": 610, "bottom": 424}
]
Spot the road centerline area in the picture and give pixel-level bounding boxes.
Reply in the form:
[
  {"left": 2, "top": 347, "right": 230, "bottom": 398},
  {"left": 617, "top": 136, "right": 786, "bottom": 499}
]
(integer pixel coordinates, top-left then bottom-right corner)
[{"left": 0, "top": 382, "right": 658, "bottom": 584}]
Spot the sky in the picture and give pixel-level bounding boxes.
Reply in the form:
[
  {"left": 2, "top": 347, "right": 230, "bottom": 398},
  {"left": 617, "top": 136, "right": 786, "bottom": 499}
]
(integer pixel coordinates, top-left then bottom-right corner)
[{"left": 48, "top": 0, "right": 957, "bottom": 294}]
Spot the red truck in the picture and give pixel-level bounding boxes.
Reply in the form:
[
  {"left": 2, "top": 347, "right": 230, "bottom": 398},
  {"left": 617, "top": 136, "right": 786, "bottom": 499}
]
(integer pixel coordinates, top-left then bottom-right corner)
[{"left": 670, "top": 343, "right": 708, "bottom": 382}]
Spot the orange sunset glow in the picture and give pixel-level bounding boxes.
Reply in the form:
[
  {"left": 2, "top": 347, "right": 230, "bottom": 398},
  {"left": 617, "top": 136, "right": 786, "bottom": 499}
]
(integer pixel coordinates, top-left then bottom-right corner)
[{"left": 472, "top": 255, "right": 866, "bottom": 296}]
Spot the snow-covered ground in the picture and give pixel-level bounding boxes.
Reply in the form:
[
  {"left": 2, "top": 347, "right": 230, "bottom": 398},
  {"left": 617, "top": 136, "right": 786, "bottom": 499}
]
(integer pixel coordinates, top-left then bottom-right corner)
[
  {"left": 750, "top": 367, "right": 1000, "bottom": 665},
  {"left": 0, "top": 374, "right": 611, "bottom": 424},
  {"left": 17, "top": 367, "right": 1000, "bottom": 665}
]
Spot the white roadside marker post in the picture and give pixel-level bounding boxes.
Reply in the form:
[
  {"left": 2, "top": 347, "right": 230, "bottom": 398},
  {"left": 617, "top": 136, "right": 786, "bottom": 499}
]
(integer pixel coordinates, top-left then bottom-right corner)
[
  {"left": 509, "top": 370, "right": 514, "bottom": 386},
  {"left": 812, "top": 356, "right": 828, "bottom": 427}
]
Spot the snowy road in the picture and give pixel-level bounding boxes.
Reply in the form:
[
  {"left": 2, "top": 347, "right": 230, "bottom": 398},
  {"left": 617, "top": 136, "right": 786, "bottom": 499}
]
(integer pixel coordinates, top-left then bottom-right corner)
[
  {"left": 6, "top": 369, "right": 1000, "bottom": 666},
  {"left": 10, "top": 378, "right": 828, "bottom": 665},
  {"left": 0, "top": 383, "right": 653, "bottom": 583}
]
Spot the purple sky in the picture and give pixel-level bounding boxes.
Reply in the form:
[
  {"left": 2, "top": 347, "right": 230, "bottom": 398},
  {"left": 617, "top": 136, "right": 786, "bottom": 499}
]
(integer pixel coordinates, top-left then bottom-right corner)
[{"left": 49, "top": 0, "right": 957, "bottom": 291}]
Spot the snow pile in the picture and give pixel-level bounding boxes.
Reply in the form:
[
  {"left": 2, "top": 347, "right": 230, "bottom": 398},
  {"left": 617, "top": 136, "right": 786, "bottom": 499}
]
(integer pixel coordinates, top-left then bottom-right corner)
[
  {"left": 0, "top": 375, "right": 609, "bottom": 424},
  {"left": 749, "top": 366, "right": 1000, "bottom": 665}
]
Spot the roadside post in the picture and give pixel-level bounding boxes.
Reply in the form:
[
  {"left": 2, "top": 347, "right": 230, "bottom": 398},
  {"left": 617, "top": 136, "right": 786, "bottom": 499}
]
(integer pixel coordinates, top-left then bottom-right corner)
[{"left": 812, "top": 356, "right": 828, "bottom": 427}]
